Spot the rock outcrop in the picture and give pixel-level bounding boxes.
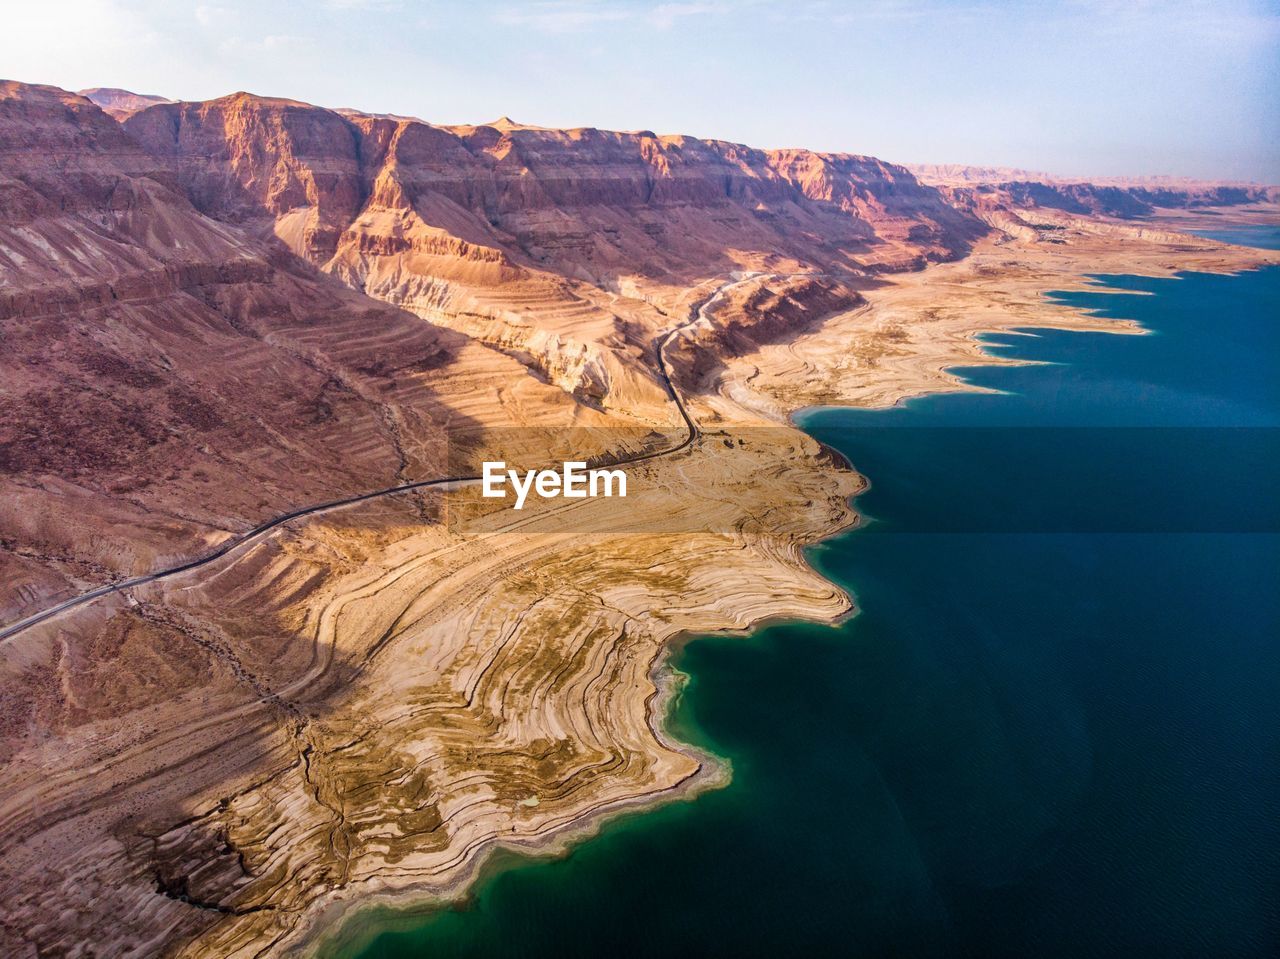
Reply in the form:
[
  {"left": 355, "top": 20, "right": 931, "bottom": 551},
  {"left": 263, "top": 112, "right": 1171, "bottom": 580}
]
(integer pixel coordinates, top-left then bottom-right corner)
[
  {"left": 0, "top": 82, "right": 473, "bottom": 621},
  {"left": 118, "top": 93, "right": 984, "bottom": 406},
  {"left": 1, "top": 80, "right": 1276, "bottom": 959}
]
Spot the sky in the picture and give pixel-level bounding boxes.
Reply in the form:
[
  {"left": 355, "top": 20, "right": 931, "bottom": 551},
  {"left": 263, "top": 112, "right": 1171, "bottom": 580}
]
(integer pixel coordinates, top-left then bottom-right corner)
[{"left": 3, "top": 0, "right": 1278, "bottom": 181}]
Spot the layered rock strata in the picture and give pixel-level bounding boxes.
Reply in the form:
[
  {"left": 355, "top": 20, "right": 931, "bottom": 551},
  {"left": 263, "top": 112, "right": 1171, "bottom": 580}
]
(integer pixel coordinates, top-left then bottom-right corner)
[{"left": 0, "top": 80, "right": 1277, "bottom": 957}]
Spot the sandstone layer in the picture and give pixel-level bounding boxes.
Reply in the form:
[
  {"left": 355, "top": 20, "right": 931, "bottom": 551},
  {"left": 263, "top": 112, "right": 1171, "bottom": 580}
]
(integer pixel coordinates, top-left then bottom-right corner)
[{"left": 0, "top": 81, "right": 1277, "bottom": 958}]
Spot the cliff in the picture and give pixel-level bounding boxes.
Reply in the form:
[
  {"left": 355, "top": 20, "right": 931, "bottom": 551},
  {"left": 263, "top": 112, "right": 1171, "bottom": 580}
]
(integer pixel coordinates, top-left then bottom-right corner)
[
  {"left": 2, "top": 80, "right": 1276, "bottom": 959},
  {"left": 0, "top": 82, "right": 475, "bottom": 621},
  {"left": 114, "top": 91, "right": 984, "bottom": 406},
  {"left": 123, "top": 94, "right": 982, "bottom": 272}
]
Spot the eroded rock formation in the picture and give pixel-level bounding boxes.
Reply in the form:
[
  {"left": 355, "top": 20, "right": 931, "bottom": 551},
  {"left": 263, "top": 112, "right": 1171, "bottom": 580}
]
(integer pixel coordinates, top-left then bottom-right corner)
[{"left": 1, "top": 81, "right": 1277, "bottom": 958}]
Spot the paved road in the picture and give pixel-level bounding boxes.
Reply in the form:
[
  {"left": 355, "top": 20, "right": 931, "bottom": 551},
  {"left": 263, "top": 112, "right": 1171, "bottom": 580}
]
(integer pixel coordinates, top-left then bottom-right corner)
[{"left": 0, "top": 277, "right": 743, "bottom": 643}]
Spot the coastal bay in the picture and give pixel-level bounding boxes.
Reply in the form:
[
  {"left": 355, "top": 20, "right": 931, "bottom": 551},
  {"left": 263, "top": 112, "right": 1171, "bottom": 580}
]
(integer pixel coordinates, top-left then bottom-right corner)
[{"left": 330, "top": 246, "right": 1279, "bottom": 958}]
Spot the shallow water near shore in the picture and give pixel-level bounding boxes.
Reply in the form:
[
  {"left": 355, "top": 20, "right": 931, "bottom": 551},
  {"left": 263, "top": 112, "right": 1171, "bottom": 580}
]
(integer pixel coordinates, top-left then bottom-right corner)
[{"left": 337, "top": 247, "right": 1280, "bottom": 957}]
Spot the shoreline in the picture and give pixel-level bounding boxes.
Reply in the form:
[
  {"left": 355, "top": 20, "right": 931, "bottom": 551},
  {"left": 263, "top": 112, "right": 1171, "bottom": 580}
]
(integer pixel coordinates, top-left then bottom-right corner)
[
  {"left": 1, "top": 74, "right": 1275, "bottom": 957},
  {"left": 298, "top": 493, "right": 871, "bottom": 958},
  {"left": 300, "top": 622, "right": 738, "bottom": 958},
  {"left": 4, "top": 219, "right": 1271, "bottom": 959},
  {"left": 335, "top": 252, "right": 1280, "bottom": 956},
  {"left": 296, "top": 242, "right": 1280, "bottom": 957}
]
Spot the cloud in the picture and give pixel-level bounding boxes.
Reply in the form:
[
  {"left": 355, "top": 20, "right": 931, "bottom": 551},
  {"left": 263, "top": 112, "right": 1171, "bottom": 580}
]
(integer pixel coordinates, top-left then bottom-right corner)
[
  {"left": 217, "top": 33, "right": 310, "bottom": 57},
  {"left": 492, "top": 0, "right": 735, "bottom": 33},
  {"left": 492, "top": 1, "right": 633, "bottom": 33},
  {"left": 0, "top": 0, "right": 164, "bottom": 76},
  {"left": 648, "top": 2, "right": 730, "bottom": 29},
  {"left": 322, "top": 0, "right": 404, "bottom": 10},
  {"left": 1056, "top": 0, "right": 1280, "bottom": 46},
  {"left": 770, "top": 0, "right": 971, "bottom": 25},
  {"left": 193, "top": 4, "right": 234, "bottom": 28},
  {"left": 490, "top": 0, "right": 965, "bottom": 34}
]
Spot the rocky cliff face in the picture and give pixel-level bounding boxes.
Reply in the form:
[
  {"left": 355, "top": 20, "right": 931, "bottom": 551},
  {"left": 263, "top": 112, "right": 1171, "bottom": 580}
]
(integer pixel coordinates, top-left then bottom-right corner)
[
  {"left": 939, "top": 179, "right": 1278, "bottom": 219},
  {"left": 8, "top": 80, "right": 1274, "bottom": 622},
  {"left": 7, "top": 80, "right": 993, "bottom": 625},
  {"left": 6, "top": 81, "right": 1270, "bottom": 620},
  {"left": 125, "top": 98, "right": 981, "bottom": 272},
  {"left": 125, "top": 93, "right": 366, "bottom": 260},
  {"left": 2, "top": 81, "right": 1277, "bottom": 959},
  {"left": 0, "top": 82, "right": 470, "bottom": 621},
  {"left": 119, "top": 96, "right": 987, "bottom": 405}
]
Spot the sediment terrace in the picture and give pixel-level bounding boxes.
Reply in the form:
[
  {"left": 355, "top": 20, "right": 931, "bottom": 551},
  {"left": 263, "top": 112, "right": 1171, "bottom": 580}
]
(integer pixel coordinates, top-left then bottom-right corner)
[
  {"left": 1, "top": 79, "right": 1278, "bottom": 958},
  {"left": 6, "top": 227, "right": 1276, "bottom": 959}
]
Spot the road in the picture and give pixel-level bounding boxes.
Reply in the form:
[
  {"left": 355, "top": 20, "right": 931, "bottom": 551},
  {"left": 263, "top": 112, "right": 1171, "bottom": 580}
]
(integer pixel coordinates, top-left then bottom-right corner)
[{"left": 0, "top": 275, "right": 748, "bottom": 643}]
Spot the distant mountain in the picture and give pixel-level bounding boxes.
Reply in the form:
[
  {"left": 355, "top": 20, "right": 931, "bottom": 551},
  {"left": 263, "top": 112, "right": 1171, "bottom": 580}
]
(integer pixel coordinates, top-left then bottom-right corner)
[
  {"left": 909, "top": 161, "right": 1275, "bottom": 189},
  {"left": 908, "top": 162, "right": 1063, "bottom": 185},
  {"left": 908, "top": 162, "right": 1278, "bottom": 218},
  {"left": 77, "top": 86, "right": 172, "bottom": 119}
]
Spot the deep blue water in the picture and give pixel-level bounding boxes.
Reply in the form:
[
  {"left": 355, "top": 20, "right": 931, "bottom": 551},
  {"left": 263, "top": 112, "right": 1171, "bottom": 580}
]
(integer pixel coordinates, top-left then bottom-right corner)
[
  {"left": 1191, "top": 225, "right": 1280, "bottom": 250},
  {"left": 341, "top": 244, "right": 1280, "bottom": 958}
]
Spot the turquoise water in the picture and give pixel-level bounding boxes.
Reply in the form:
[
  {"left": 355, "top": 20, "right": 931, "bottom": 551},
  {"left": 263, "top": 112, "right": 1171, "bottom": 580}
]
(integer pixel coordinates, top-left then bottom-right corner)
[{"left": 342, "top": 245, "right": 1280, "bottom": 957}]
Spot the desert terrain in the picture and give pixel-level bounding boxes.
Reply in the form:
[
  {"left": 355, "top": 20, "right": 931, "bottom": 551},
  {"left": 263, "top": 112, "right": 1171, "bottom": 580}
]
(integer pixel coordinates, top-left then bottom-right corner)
[{"left": 0, "top": 80, "right": 1276, "bottom": 957}]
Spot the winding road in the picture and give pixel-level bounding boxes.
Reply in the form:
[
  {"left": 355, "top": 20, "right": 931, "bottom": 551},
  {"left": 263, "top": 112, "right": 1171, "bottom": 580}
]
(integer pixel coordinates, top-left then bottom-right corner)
[{"left": 0, "top": 276, "right": 750, "bottom": 643}]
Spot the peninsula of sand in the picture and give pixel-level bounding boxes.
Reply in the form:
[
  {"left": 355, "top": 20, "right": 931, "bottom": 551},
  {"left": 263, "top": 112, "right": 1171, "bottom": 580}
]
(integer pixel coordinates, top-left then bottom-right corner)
[{"left": 0, "top": 81, "right": 1276, "bottom": 957}]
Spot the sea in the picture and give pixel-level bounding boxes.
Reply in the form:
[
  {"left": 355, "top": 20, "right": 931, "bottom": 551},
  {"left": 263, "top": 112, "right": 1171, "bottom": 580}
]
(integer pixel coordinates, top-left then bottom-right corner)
[{"left": 335, "top": 227, "right": 1280, "bottom": 958}]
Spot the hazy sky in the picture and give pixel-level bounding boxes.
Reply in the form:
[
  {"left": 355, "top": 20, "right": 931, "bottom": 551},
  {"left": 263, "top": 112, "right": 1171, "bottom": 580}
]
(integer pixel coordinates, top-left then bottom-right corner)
[{"left": 4, "top": 0, "right": 1278, "bottom": 181}]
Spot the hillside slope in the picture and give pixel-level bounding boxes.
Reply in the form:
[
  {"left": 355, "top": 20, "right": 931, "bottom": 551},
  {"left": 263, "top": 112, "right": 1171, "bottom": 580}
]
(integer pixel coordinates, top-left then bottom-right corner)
[{"left": 0, "top": 82, "right": 552, "bottom": 621}]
